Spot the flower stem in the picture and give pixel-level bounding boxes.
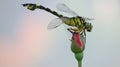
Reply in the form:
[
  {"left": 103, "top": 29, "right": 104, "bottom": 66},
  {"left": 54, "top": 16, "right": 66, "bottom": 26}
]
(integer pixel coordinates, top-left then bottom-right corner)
[
  {"left": 78, "top": 61, "right": 82, "bottom": 67},
  {"left": 75, "top": 53, "right": 83, "bottom": 67}
]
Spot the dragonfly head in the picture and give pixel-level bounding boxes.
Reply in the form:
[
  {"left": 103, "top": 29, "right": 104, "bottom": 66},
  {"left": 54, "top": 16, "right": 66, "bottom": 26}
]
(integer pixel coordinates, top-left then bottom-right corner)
[{"left": 85, "top": 22, "right": 93, "bottom": 32}]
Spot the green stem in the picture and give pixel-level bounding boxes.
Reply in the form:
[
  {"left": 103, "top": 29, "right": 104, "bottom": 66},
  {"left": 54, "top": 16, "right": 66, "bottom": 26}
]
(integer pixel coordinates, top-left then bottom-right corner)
[
  {"left": 78, "top": 61, "right": 82, "bottom": 67},
  {"left": 74, "top": 52, "right": 83, "bottom": 67}
]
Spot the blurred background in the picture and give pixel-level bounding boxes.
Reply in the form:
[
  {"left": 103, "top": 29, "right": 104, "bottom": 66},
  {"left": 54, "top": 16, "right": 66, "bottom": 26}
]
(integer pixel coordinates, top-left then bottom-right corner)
[{"left": 0, "top": 0, "right": 120, "bottom": 67}]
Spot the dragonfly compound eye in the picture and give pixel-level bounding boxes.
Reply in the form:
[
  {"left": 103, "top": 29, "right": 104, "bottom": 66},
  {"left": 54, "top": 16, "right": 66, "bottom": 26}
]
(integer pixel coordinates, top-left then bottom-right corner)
[{"left": 85, "top": 23, "right": 93, "bottom": 32}]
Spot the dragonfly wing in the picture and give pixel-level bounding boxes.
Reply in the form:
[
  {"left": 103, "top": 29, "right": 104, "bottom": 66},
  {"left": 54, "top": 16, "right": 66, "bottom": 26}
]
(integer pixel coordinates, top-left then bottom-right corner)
[
  {"left": 82, "top": 17, "right": 94, "bottom": 21},
  {"left": 57, "top": 3, "right": 94, "bottom": 21},
  {"left": 47, "top": 18, "right": 63, "bottom": 29},
  {"left": 56, "top": 3, "right": 78, "bottom": 16}
]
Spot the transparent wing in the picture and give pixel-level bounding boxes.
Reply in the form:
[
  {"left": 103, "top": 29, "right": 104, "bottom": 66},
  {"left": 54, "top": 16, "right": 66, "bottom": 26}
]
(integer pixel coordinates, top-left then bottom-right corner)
[
  {"left": 47, "top": 18, "right": 63, "bottom": 29},
  {"left": 56, "top": 3, "right": 78, "bottom": 16},
  {"left": 57, "top": 3, "right": 94, "bottom": 21},
  {"left": 83, "top": 17, "right": 94, "bottom": 21}
]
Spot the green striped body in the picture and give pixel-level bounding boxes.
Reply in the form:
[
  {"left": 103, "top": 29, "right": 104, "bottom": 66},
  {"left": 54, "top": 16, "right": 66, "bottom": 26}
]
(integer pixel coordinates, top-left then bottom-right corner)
[{"left": 62, "top": 17, "right": 86, "bottom": 32}]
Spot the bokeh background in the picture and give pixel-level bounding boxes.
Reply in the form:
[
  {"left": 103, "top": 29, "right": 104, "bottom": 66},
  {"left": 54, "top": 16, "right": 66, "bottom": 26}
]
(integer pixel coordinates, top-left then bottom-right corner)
[{"left": 0, "top": 0, "right": 120, "bottom": 67}]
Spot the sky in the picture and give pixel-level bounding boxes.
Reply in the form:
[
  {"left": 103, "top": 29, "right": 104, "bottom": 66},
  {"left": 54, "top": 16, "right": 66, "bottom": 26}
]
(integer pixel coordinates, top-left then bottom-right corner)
[{"left": 0, "top": 0, "right": 120, "bottom": 67}]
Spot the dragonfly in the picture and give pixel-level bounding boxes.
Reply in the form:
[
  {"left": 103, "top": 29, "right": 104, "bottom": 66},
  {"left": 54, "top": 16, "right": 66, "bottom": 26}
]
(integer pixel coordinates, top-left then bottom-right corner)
[{"left": 22, "top": 3, "right": 93, "bottom": 40}]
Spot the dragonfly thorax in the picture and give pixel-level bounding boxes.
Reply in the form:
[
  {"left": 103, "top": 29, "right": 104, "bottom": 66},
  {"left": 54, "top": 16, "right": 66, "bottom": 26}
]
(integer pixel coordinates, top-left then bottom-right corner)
[{"left": 62, "top": 17, "right": 85, "bottom": 28}]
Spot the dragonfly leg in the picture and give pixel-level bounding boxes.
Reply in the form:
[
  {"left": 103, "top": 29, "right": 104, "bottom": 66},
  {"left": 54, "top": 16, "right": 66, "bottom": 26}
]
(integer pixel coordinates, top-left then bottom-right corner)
[
  {"left": 68, "top": 27, "right": 80, "bottom": 33},
  {"left": 67, "top": 28, "right": 74, "bottom": 34}
]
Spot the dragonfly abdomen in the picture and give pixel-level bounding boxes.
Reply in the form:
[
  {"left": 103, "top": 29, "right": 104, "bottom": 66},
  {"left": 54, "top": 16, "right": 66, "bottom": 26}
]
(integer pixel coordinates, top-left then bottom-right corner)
[
  {"left": 22, "top": 3, "right": 64, "bottom": 18},
  {"left": 37, "top": 4, "right": 63, "bottom": 18}
]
